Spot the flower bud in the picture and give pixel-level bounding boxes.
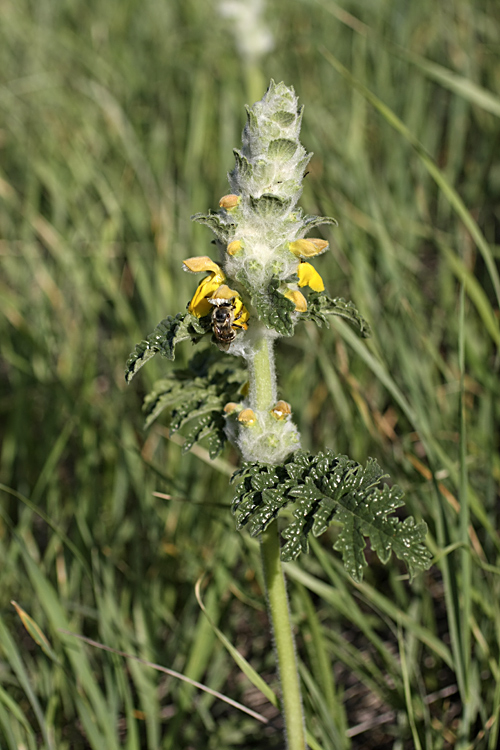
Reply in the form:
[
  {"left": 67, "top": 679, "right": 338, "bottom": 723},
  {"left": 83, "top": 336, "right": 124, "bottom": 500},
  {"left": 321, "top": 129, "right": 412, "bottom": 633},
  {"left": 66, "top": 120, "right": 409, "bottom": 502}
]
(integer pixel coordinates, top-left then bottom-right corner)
[
  {"left": 219, "top": 194, "right": 240, "bottom": 210},
  {"left": 289, "top": 238, "right": 329, "bottom": 258},
  {"left": 237, "top": 408, "right": 257, "bottom": 426},
  {"left": 270, "top": 401, "right": 292, "bottom": 420},
  {"left": 227, "top": 240, "right": 243, "bottom": 256},
  {"left": 224, "top": 402, "right": 241, "bottom": 415}
]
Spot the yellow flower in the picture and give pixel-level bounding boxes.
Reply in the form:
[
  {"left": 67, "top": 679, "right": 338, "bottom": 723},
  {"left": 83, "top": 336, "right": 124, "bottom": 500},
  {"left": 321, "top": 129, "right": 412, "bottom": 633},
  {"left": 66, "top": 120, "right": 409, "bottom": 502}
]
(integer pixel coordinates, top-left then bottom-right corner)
[
  {"left": 284, "top": 261, "right": 324, "bottom": 311},
  {"left": 297, "top": 262, "right": 325, "bottom": 292},
  {"left": 183, "top": 256, "right": 226, "bottom": 317},
  {"left": 288, "top": 238, "right": 329, "bottom": 258},
  {"left": 284, "top": 289, "right": 308, "bottom": 312}
]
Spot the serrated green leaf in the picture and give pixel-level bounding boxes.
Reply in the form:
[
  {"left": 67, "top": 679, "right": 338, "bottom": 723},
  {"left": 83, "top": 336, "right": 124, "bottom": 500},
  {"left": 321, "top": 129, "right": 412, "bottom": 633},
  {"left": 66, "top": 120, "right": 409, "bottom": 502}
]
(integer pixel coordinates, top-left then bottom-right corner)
[
  {"left": 300, "top": 214, "right": 338, "bottom": 230},
  {"left": 301, "top": 292, "right": 372, "bottom": 337},
  {"left": 181, "top": 413, "right": 213, "bottom": 453},
  {"left": 231, "top": 450, "right": 432, "bottom": 581},
  {"left": 191, "top": 212, "right": 235, "bottom": 243},
  {"left": 125, "top": 313, "right": 211, "bottom": 383},
  {"left": 232, "top": 149, "right": 253, "bottom": 181},
  {"left": 244, "top": 104, "right": 259, "bottom": 136},
  {"left": 332, "top": 511, "right": 367, "bottom": 582},
  {"left": 251, "top": 278, "right": 296, "bottom": 336},
  {"left": 124, "top": 341, "right": 158, "bottom": 382}
]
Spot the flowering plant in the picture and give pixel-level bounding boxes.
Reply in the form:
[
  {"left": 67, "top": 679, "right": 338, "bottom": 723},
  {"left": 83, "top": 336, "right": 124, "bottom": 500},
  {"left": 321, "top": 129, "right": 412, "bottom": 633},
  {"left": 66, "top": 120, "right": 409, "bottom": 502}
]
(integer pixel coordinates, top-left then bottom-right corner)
[{"left": 126, "top": 81, "right": 431, "bottom": 749}]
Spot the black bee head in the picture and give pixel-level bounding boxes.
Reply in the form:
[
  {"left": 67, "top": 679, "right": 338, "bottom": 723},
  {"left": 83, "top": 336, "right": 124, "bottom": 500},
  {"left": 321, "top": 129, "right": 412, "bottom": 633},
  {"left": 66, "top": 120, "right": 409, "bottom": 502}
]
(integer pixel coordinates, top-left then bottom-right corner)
[{"left": 213, "top": 306, "right": 232, "bottom": 323}]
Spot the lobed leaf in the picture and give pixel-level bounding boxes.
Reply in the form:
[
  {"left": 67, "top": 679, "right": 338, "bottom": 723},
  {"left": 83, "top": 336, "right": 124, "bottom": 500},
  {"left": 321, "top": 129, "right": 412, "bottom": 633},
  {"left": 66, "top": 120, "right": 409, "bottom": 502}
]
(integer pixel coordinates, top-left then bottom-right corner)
[
  {"left": 125, "top": 313, "right": 211, "bottom": 383},
  {"left": 231, "top": 450, "right": 431, "bottom": 582},
  {"left": 301, "top": 292, "right": 372, "bottom": 338},
  {"left": 142, "top": 350, "right": 247, "bottom": 458},
  {"left": 232, "top": 149, "right": 253, "bottom": 182},
  {"left": 300, "top": 214, "right": 338, "bottom": 230},
  {"left": 191, "top": 212, "right": 235, "bottom": 243}
]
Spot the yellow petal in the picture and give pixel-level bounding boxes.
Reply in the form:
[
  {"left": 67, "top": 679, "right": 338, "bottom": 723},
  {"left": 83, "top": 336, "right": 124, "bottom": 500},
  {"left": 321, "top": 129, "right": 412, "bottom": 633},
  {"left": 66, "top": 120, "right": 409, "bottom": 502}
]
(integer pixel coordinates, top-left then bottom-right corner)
[
  {"left": 211, "top": 284, "right": 237, "bottom": 302},
  {"left": 297, "top": 262, "right": 325, "bottom": 292},
  {"left": 219, "top": 194, "right": 240, "bottom": 210},
  {"left": 227, "top": 240, "right": 243, "bottom": 256},
  {"left": 229, "top": 294, "right": 249, "bottom": 328},
  {"left": 188, "top": 275, "right": 224, "bottom": 316},
  {"left": 289, "top": 238, "right": 329, "bottom": 258},
  {"left": 183, "top": 256, "right": 223, "bottom": 275},
  {"left": 233, "top": 306, "right": 249, "bottom": 330},
  {"left": 284, "top": 289, "right": 308, "bottom": 312},
  {"left": 270, "top": 401, "right": 292, "bottom": 420}
]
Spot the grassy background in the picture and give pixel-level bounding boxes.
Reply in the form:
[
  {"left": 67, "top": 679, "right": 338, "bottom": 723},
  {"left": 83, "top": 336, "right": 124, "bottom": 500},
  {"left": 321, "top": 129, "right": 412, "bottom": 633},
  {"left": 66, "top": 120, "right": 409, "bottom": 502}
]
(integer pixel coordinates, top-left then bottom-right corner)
[{"left": 1, "top": 0, "right": 499, "bottom": 747}]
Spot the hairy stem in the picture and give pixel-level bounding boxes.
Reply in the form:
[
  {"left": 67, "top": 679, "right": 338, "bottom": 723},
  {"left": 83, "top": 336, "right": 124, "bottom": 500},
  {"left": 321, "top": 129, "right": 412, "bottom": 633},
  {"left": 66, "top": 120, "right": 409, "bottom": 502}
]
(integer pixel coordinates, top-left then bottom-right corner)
[
  {"left": 261, "top": 520, "right": 307, "bottom": 750},
  {"left": 248, "top": 330, "right": 276, "bottom": 411}
]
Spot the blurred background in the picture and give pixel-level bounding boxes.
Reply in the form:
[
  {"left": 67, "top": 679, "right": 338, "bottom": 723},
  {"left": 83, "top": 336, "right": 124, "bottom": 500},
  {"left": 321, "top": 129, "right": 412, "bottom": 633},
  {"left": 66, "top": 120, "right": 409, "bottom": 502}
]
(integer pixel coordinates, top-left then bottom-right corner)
[{"left": 1, "top": 0, "right": 499, "bottom": 748}]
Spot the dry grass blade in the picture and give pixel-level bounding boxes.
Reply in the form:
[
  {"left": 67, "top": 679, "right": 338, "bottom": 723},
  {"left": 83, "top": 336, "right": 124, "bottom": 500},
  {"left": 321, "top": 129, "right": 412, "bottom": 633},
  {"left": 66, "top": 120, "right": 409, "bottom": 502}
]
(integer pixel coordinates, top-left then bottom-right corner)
[{"left": 58, "top": 629, "right": 269, "bottom": 724}]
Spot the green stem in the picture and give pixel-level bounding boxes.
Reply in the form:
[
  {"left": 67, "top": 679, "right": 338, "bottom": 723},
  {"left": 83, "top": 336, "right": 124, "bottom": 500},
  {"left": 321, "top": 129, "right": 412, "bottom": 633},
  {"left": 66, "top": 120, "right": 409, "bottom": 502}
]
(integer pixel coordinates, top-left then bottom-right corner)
[
  {"left": 261, "top": 520, "right": 307, "bottom": 750},
  {"left": 248, "top": 329, "right": 276, "bottom": 411},
  {"left": 248, "top": 327, "right": 306, "bottom": 747}
]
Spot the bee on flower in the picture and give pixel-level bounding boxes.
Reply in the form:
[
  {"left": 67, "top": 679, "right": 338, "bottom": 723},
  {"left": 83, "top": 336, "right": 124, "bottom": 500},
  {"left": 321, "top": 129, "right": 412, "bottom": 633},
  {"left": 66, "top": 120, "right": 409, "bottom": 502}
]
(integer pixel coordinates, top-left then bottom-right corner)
[{"left": 182, "top": 256, "right": 249, "bottom": 350}]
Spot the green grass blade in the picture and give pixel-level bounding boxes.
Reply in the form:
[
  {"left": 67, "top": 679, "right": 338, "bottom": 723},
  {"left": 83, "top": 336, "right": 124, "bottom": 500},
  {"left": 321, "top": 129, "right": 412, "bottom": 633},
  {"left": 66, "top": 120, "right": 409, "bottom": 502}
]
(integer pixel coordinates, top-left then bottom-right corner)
[
  {"left": 0, "top": 616, "right": 54, "bottom": 750},
  {"left": 321, "top": 47, "right": 500, "bottom": 313},
  {"left": 194, "top": 577, "right": 279, "bottom": 709},
  {"left": 458, "top": 283, "right": 471, "bottom": 701},
  {"left": 398, "top": 623, "right": 423, "bottom": 750}
]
